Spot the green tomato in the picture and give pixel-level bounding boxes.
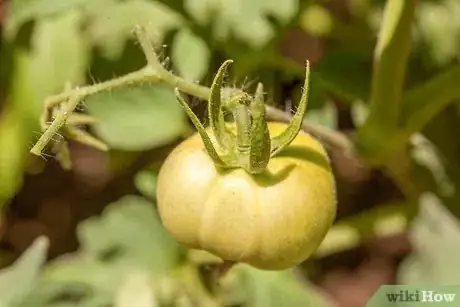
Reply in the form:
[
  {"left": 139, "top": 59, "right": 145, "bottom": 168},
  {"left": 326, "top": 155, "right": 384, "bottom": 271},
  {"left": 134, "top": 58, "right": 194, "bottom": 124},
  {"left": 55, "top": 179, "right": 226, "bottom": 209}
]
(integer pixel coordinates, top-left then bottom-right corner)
[{"left": 156, "top": 122, "right": 337, "bottom": 270}]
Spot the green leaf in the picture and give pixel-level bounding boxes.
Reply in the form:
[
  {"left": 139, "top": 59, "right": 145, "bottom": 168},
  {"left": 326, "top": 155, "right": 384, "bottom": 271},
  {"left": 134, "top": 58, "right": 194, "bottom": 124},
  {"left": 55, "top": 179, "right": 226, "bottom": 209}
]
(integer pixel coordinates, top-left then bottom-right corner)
[
  {"left": 172, "top": 29, "right": 210, "bottom": 82},
  {"left": 77, "top": 195, "right": 182, "bottom": 271},
  {"left": 350, "top": 100, "right": 369, "bottom": 128},
  {"left": 415, "top": 0, "right": 460, "bottom": 66},
  {"left": 314, "top": 51, "right": 372, "bottom": 103},
  {"left": 86, "top": 84, "right": 188, "bottom": 151},
  {"left": 304, "top": 101, "right": 337, "bottom": 130},
  {"left": 410, "top": 134, "right": 455, "bottom": 198},
  {"left": 1, "top": 8, "right": 89, "bottom": 204},
  {"left": 184, "top": 0, "right": 298, "bottom": 47},
  {"left": 134, "top": 170, "right": 158, "bottom": 200},
  {"left": 400, "top": 64, "right": 460, "bottom": 136},
  {"left": 0, "top": 236, "right": 49, "bottom": 306},
  {"left": 398, "top": 193, "right": 460, "bottom": 284},
  {"left": 4, "top": 0, "right": 89, "bottom": 39},
  {"left": 87, "top": 0, "right": 182, "bottom": 60},
  {"left": 235, "top": 266, "right": 330, "bottom": 307},
  {"left": 299, "top": 4, "right": 334, "bottom": 37},
  {"left": 30, "top": 9, "right": 89, "bottom": 101},
  {"left": 115, "top": 271, "right": 158, "bottom": 307},
  {"left": 32, "top": 196, "right": 182, "bottom": 306},
  {"left": 0, "top": 108, "right": 29, "bottom": 207}
]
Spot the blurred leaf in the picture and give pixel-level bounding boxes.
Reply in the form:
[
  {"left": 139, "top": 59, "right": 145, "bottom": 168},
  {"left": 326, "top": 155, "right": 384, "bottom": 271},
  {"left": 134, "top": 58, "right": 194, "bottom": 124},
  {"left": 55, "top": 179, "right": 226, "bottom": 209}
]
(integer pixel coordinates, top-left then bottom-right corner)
[
  {"left": 0, "top": 236, "right": 49, "bottom": 306},
  {"left": 415, "top": 0, "right": 460, "bottom": 66},
  {"left": 86, "top": 84, "right": 188, "bottom": 151},
  {"left": 4, "top": 0, "right": 89, "bottom": 39},
  {"left": 32, "top": 195, "right": 182, "bottom": 305},
  {"left": 28, "top": 9, "right": 89, "bottom": 112},
  {"left": 184, "top": 0, "right": 298, "bottom": 47},
  {"left": 238, "top": 267, "right": 329, "bottom": 307},
  {"left": 115, "top": 271, "right": 157, "bottom": 307},
  {"left": 400, "top": 64, "right": 460, "bottom": 136},
  {"left": 172, "top": 28, "right": 210, "bottom": 82},
  {"left": 398, "top": 193, "right": 460, "bottom": 284},
  {"left": 350, "top": 99, "right": 369, "bottom": 127},
  {"left": 134, "top": 170, "right": 158, "bottom": 200},
  {"left": 299, "top": 4, "right": 334, "bottom": 37},
  {"left": 0, "top": 108, "right": 28, "bottom": 207},
  {"left": 87, "top": 0, "right": 182, "bottom": 60},
  {"left": 314, "top": 51, "right": 372, "bottom": 103},
  {"left": 316, "top": 200, "right": 416, "bottom": 257},
  {"left": 1, "top": 9, "right": 89, "bottom": 205},
  {"left": 304, "top": 101, "right": 337, "bottom": 129},
  {"left": 410, "top": 134, "right": 454, "bottom": 198},
  {"left": 77, "top": 195, "right": 182, "bottom": 271}
]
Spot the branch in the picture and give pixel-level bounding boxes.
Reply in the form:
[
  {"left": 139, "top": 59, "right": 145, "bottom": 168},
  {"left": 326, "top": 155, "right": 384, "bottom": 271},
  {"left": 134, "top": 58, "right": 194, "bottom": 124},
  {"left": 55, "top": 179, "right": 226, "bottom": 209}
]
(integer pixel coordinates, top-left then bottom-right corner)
[
  {"left": 30, "top": 26, "right": 353, "bottom": 157},
  {"left": 356, "top": 0, "right": 415, "bottom": 164}
]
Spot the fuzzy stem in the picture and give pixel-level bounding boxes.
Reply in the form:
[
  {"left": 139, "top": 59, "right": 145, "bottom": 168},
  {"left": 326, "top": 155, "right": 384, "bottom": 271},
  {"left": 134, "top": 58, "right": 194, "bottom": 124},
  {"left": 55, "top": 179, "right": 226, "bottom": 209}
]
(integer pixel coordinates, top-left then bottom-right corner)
[
  {"left": 134, "top": 25, "right": 165, "bottom": 71},
  {"left": 31, "top": 95, "right": 83, "bottom": 156},
  {"left": 45, "top": 68, "right": 158, "bottom": 109},
  {"left": 31, "top": 27, "right": 353, "bottom": 157}
]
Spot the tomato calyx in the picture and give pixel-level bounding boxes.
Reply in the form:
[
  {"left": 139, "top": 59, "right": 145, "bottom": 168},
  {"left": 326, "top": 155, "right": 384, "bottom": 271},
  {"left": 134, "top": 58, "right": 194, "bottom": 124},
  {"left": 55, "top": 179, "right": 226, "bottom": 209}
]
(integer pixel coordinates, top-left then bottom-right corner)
[{"left": 174, "top": 60, "right": 311, "bottom": 174}]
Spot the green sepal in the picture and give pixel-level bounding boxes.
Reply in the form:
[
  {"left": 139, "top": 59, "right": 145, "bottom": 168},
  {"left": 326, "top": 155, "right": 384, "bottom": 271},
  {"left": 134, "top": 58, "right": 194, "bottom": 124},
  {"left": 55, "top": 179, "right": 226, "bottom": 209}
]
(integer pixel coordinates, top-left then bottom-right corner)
[
  {"left": 209, "top": 60, "right": 236, "bottom": 152},
  {"left": 249, "top": 83, "right": 271, "bottom": 173},
  {"left": 270, "top": 61, "right": 310, "bottom": 157},
  {"left": 52, "top": 139, "right": 72, "bottom": 170},
  {"left": 61, "top": 125, "right": 109, "bottom": 152},
  {"left": 174, "top": 88, "right": 228, "bottom": 167}
]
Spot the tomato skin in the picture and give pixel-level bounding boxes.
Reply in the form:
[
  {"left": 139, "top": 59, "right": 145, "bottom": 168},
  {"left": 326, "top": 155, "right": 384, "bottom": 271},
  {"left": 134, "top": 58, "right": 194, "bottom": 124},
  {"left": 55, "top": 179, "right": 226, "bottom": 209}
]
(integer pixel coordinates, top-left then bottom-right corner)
[{"left": 156, "top": 122, "right": 336, "bottom": 270}]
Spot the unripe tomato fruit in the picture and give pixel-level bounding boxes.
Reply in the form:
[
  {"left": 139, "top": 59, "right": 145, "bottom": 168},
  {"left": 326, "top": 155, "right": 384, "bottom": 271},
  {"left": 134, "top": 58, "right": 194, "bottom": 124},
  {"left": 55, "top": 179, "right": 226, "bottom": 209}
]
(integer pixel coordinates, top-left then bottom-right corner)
[{"left": 157, "top": 122, "right": 336, "bottom": 270}]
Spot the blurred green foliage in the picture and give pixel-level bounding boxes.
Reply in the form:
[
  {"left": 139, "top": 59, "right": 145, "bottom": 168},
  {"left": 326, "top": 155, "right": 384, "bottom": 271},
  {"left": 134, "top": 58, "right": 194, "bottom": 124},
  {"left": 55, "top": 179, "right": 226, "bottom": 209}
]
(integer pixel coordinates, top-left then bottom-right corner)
[{"left": 1, "top": 0, "right": 460, "bottom": 306}]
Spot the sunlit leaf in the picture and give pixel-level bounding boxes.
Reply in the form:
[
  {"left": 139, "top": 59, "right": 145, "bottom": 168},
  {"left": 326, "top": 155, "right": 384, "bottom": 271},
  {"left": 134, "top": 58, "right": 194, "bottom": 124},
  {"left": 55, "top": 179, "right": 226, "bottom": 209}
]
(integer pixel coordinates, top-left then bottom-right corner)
[
  {"left": 350, "top": 100, "right": 369, "bottom": 127},
  {"left": 134, "top": 170, "right": 158, "bottom": 200},
  {"left": 30, "top": 9, "right": 89, "bottom": 104},
  {"left": 219, "top": 265, "right": 330, "bottom": 307},
  {"left": 87, "top": 0, "right": 182, "bottom": 60},
  {"left": 4, "top": 0, "right": 89, "bottom": 39},
  {"left": 30, "top": 195, "right": 183, "bottom": 306},
  {"left": 300, "top": 4, "right": 334, "bottom": 37},
  {"left": 115, "top": 271, "right": 157, "bottom": 307},
  {"left": 415, "top": 0, "right": 460, "bottom": 66},
  {"left": 184, "top": 0, "right": 298, "bottom": 47},
  {"left": 315, "top": 50, "right": 372, "bottom": 103},
  {"left": 172, "top": 29, "right": 210, "bottom": 82},
  {"left": 398, "top": 193, "right": 460, "bottom": 284},
  {"left": 1, "top": 8, "right": 89, "bottom": 204},
  {"left": 240, "top": 267, "right": 330, "bottom": 307},
  {"left": 304, "top": 101, "right": 337, "bottom": 129},
  {"left": 86, "top": 84, "right": 188, "bottom": 151},
  {"left": 0, "top": 236, "right": 49, "bottom": 306},
  {"left": 410, "top": 134, "right": 454, "bottom": 197},
  {"left": 77, "top": 195, "right": 182, "bottom": 271},
  {"left": 0, "top": 108, "right": 28, "bottom": 207}
]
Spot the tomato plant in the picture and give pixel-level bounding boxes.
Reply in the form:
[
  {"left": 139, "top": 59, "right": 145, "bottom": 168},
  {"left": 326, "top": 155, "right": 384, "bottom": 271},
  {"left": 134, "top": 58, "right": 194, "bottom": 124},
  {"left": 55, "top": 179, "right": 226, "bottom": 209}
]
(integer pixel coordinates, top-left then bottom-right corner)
[{"left": 2, "top": 0, "right": 460, "bottom": 306}]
